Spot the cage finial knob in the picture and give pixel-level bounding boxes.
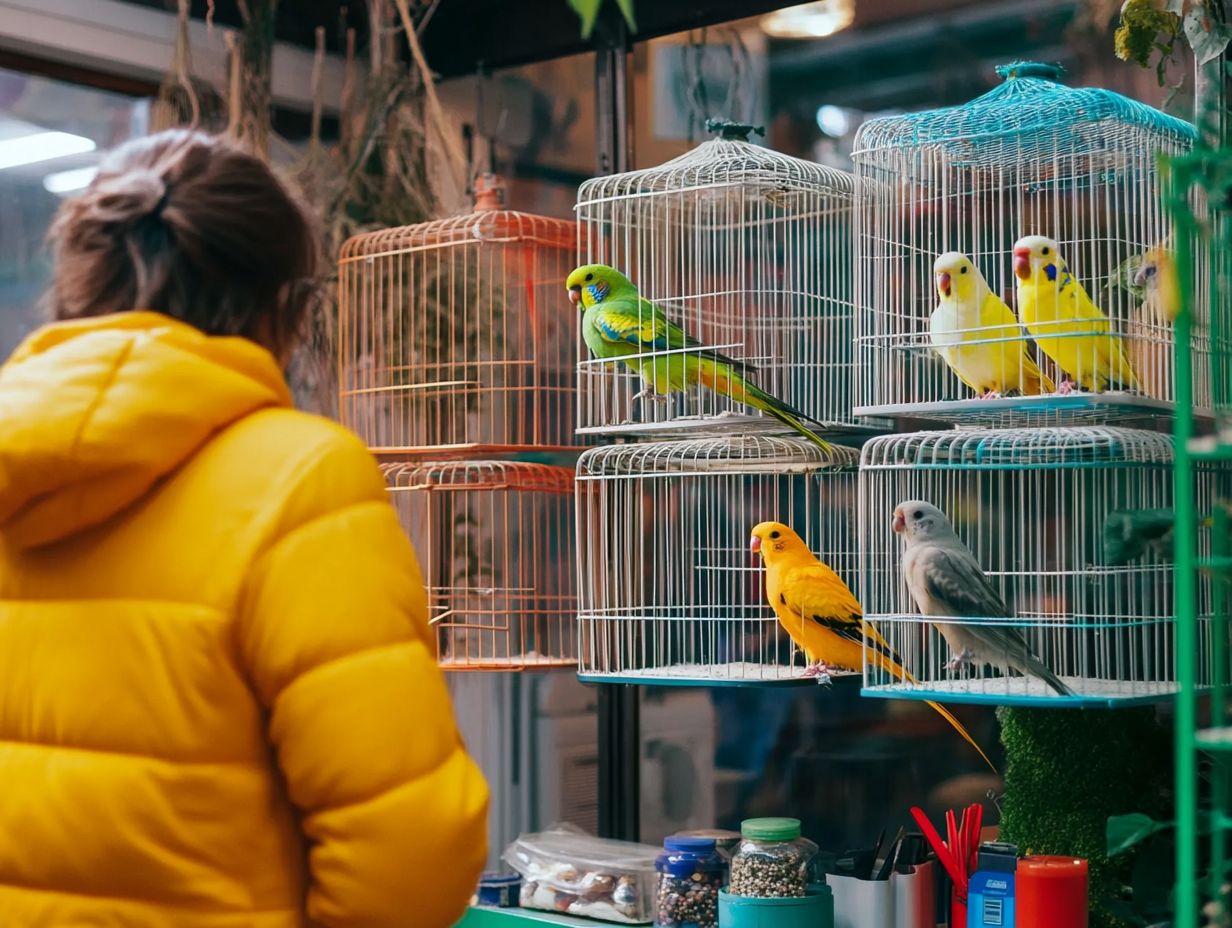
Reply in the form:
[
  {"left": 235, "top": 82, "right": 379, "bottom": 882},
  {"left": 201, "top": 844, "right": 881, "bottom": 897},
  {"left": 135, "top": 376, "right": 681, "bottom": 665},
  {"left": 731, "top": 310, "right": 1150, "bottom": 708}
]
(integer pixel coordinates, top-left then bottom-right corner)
[
  {"left": 995, "top": 61, "right": 1065, "bottom": 82},
  {"left": 705, "top": 119, "right": 766, "bottom": 141},
  {"left": 473, "top": 173, "right": 506, "bottom": 211}
]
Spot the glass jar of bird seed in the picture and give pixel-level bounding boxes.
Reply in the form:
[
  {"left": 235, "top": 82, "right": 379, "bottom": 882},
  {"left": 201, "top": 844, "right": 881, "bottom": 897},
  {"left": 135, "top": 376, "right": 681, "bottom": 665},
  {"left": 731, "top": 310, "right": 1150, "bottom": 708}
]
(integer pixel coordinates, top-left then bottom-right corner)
[
  {"left": 655, "top": 835, "right": 724, "bottom": 928},
  {"left": 728, "top": 818, "right": 817, "bottom": 899}
]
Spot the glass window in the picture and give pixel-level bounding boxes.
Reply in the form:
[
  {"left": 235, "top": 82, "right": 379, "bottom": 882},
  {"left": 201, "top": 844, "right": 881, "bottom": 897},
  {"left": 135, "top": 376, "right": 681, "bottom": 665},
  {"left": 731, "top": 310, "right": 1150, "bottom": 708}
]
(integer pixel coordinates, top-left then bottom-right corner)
[{"left": 0, "top": 66, "right": 148, "bottom": 358}]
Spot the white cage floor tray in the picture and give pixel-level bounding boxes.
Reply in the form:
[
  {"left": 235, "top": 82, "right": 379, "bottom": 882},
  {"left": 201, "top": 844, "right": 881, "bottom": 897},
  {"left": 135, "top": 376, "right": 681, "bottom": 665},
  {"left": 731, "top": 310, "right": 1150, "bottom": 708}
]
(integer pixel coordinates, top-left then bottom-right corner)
[
  {"left": 865, "top": 675, "right": 1181, "bottom": 707},
  {"left": 438, "top": 654, "right": 576, "bottom": 671},
  {"left": 854, "top": 392, "right": 1189, "bottom": 425},
  {"left": 577, "top": 661, "right": 861, "bottom": 687}
]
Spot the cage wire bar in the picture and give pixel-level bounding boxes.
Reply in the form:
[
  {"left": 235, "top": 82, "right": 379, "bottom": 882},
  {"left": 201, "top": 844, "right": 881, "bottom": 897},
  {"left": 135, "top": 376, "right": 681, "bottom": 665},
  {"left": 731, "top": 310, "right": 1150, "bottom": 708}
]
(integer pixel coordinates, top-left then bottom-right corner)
[
  {"left": 575, "top": 129, "right": 872, "bottom": 440},
  {"left": 338, "top": 177, "right": 581, "bottom": 456},
  {"left": 1167, "top": 140, "right": 1232, "bottom": 927},
  {"left": 384, "top": 460, "right": 578, "bottom": 670},
  {"left": 858, "top": 426, "right": 1230, "bottom": 706},
  {"left": 576, "top": 435, "right": 859, "bottom": 684},
  {"left": 852, "top": 61, "right": 1200, "bottom": 425}
]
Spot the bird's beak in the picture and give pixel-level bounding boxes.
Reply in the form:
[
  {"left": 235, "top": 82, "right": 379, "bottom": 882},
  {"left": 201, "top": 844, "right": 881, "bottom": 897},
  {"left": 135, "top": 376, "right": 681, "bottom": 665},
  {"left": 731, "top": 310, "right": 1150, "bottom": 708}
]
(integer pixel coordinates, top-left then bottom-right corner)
[
  {"left": 568, "top": 286, "right": 582, "bottom": 305},
  {"left": 1013, "top": 246, "right": 1032, "bottom": 280},
  {"left": 936, "top": 272, "right": 952, "bottom": 297},
  {"left": 749, "top": 535, "right": 762, "bottom": 554},
  {"left": 892, "top": 510, "right": 905, "bottom": 534}
]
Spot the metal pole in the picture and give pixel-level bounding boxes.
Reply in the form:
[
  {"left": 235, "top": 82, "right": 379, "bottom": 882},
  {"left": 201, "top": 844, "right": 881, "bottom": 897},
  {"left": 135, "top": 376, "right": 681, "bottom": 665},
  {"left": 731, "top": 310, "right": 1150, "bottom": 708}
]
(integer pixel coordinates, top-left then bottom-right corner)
[
  {"left": 1171, "top": 154, "right": 1198, "bottom": 928},
  {"left": 591, "top": 7, "right": 639, "bottom": 843}
]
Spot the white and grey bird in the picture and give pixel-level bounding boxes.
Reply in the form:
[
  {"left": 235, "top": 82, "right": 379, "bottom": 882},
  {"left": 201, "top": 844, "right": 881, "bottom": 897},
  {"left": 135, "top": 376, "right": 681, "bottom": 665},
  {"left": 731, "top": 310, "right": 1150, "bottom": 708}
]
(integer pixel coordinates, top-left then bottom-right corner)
[{"left": 893, "top": 499, "right": 1074, "bottom": 697}]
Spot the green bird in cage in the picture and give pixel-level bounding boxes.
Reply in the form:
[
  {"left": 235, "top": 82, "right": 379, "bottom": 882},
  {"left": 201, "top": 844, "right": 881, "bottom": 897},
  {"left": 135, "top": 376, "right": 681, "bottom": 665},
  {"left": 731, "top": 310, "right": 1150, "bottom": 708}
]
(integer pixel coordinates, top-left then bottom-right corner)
[
  {"left": 1103, "top": 502, "right": 1232, "bottom": 567},
  {"left": 566, "top": 263, "right": 833, "bottom": 452}
]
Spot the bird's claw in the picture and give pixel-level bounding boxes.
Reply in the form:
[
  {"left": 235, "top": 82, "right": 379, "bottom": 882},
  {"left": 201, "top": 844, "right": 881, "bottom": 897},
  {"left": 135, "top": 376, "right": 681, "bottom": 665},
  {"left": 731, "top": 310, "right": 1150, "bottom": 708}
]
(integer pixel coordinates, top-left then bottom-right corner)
[
  {"left": 633, "top": 388, "right": 671, "bottom": 405},
  {"left": 979, "top": 390, "right": 1003, "bottom": 400},
  {"left": 945, "top": 649, "right": 975, "bottom": 674},
  {"left": 803, "top": 662, "right": 834, "bottom": 687},
  {"left": 1056, "top": 379, "right": 1077, "bottom": 395}
]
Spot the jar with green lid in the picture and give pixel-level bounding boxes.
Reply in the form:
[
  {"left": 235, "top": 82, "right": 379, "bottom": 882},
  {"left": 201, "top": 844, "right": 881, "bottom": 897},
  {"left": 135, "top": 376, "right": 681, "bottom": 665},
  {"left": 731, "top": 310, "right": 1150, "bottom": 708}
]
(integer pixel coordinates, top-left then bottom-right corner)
[{"left": 728, "top": 818, "right": 817, "bottom": 898}]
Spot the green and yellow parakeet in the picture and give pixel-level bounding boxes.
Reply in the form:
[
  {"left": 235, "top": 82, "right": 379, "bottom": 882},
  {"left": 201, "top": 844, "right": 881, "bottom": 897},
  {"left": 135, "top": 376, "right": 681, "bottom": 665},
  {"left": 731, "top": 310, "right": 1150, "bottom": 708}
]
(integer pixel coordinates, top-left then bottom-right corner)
[
  {"left": 566, "top": 264, "right": 832, "bottom": 452},
  {"left": 929, "top": 251, "right": 1054, "bottom": 399},
  {"left": 1012, "top": 235, "right": 1140, "bottom": 394}
]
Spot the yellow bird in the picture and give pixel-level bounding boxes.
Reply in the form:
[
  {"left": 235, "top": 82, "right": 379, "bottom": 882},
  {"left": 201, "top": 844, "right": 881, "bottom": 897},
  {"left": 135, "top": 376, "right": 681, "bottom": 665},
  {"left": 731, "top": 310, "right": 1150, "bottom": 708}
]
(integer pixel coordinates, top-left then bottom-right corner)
[
  {"left": 1012, "top": 235, "right": 1140, "bottom": 394},
  {"left": 1127, "top": 244, "right": 1179, "bottom": 398},
  {"left": 929, "top": 251, "right": 1055, "bottom": 398},
  {"left": 750, "top": 520, "right": 995, "bottom": 771}
]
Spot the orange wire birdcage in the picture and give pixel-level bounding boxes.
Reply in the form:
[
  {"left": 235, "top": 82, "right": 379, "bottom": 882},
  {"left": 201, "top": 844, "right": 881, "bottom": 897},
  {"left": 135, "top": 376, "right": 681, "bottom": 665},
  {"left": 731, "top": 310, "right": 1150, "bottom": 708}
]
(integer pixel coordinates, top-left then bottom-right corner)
[
  {"left": 383, "top": 460, "right": 578, "bottom": 671},
  {"left": 338, "top": 176, "right": 581, "bottom": 457}
]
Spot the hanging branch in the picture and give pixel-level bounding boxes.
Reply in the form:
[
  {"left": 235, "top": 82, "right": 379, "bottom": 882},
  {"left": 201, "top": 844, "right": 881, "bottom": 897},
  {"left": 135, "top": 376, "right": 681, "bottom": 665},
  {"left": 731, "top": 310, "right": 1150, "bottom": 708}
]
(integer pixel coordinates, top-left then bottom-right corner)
[
  {"left": 229, "top": 0, "right": 277, "bottom": 158},
  {"left": 393, "top": 0, "right": 468, "bottom": 208},
  {"left": 152, "top": 0, "right": 222, "bottom": 131}
]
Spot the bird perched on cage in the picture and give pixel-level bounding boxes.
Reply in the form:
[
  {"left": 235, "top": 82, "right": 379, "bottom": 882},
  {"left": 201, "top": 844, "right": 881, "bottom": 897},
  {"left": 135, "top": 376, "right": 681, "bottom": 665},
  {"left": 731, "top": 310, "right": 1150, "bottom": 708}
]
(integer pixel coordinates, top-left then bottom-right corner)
[
  {"left": 1106, "top": 243, "right": 1180, "bottom": 399},
  {"left": 1102, "top": 508, "right": 1177, "bottom": 565},
  {"left": 749, "top": 520, "right": 995, "bottom": 771},
  {"left": 894, "top": 500, "right": 1074, "bottom": 697},
  {"left": 1103, "top": 503, "right": 1231, "bottom": 567},
  {"left": 1011, "top": 235, "right": 1140, "bottom": 394},
  {"left": 929, "top": 251, "right": 1055, "bottom": 399},
  {"left": 566, "top": 264, "right": 833, "bottom": 452}
]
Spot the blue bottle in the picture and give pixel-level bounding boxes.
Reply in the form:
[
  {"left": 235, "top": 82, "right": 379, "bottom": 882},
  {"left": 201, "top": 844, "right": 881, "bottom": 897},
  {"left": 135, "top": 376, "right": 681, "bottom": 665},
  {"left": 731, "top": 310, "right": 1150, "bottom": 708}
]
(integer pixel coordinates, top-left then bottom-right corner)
[{"left": 967, "top": 842, "right": 1018, "bottom": 928}]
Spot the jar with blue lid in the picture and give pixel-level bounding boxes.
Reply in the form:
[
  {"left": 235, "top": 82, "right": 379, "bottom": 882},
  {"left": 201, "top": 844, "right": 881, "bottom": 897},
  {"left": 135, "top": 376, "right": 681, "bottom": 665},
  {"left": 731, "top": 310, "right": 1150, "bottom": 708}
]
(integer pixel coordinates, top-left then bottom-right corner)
[{"left": 654, "top": 835, "right": 724, "bottom": 928}]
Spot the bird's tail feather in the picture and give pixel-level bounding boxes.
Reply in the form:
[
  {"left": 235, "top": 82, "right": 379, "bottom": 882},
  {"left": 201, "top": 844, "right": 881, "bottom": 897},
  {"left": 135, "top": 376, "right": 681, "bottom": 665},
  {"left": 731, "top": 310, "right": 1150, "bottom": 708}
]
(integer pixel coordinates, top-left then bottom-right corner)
[
  {"left": 871, "top": 649, "right": 997, "bottom": 773},
  {"left": 696, "top": 360, "right": 834, "bottom": 453},
  {"left": 1021, "top": 358, "right": 1056, "bottom": 395},
  {"left": 1020, "top": 654, "right": 1075, "bottom": 697}
]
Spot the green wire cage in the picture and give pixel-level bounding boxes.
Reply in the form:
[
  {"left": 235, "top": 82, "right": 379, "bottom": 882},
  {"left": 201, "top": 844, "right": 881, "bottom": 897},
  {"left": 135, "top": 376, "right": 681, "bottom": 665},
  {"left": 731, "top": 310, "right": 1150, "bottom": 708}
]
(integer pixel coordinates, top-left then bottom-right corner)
[{"left": 1169, "top": 139, "right": 1232, "bottom": 926}]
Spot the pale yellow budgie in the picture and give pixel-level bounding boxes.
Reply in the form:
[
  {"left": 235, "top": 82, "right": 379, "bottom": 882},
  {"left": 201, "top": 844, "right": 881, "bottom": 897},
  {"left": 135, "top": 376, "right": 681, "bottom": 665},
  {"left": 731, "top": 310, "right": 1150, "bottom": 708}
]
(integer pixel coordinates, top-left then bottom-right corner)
[
  {"left": 1012, "top": 235, "right": 1140, "bottom": 394},
  {"left": 929, "top": 251, "right": 1055, "bottom": 398},
  {"left": 1126, "top": 244, "right": 1179, "bottom": 398}
]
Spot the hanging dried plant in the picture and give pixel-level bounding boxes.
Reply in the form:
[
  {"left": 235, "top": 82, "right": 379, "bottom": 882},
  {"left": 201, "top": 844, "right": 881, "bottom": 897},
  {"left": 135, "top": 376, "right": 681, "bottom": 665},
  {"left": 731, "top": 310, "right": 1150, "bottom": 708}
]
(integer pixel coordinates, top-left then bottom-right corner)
[
  {"left": 151, "top": 0, "right": 225, "bottom": 132},
  {"left": 226, "top": 0, "right": 278, "bottom": 158}
]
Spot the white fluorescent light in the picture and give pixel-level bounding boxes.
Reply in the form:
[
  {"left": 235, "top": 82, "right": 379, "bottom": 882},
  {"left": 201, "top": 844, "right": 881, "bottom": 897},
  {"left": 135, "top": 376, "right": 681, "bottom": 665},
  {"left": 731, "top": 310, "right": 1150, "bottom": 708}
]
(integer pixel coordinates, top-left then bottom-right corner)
[
  {"left": 762, "top": 0, "right": 855, "bottom": 39},
  {"left": 0, "top": 131, "right": 96, "bottom": 171},
  {"left": 43, "top": 165, "right": 99, "bottom": 196}
]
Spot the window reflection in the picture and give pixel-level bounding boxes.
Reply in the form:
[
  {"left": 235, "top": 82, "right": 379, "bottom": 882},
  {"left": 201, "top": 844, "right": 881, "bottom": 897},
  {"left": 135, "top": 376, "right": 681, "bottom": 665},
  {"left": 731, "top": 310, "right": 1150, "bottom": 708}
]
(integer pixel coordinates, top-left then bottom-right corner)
[{"left": 0, "top": 67, "right": 148, "bottom": 357}]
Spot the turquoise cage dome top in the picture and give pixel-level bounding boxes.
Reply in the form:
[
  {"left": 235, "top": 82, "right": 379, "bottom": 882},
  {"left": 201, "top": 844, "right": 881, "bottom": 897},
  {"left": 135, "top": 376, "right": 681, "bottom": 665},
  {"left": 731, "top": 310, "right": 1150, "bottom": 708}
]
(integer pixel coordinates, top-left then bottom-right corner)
[{"left": 853, "top": 61, "right": 1196, "bottom": 166}]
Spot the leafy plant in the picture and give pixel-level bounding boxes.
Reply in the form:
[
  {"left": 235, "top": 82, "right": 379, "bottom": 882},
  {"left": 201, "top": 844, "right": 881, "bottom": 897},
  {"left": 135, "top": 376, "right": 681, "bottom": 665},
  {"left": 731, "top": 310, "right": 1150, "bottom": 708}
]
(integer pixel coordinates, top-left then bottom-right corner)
[
  {"left": 1114, "top": 1, "right": 1232, "bottom": 87},
  {"left": 997, "top": 706, "right": 1171, "bottom": 928}
]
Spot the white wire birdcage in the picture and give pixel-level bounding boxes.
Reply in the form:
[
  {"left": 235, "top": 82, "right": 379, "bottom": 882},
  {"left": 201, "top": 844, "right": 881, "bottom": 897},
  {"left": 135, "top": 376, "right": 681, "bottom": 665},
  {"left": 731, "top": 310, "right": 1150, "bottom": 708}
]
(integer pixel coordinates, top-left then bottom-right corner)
[
  {"left": 384, "top": 460, "right": 578, "bottom": 671},
  {"left": 575, "top": 434, "right": 860, "bottom": 684},
  {"left": 575, "top": 123, "right": 873, "bottom": 441},
  {"left": 338, "top": 176, "right": 581, "bottom": 456},
  {"left": 857, "top": 426, "right": 1230, "bottom": 705},
  {"left": 852, "top": 61, "right": 1202, "bottom": 424}
]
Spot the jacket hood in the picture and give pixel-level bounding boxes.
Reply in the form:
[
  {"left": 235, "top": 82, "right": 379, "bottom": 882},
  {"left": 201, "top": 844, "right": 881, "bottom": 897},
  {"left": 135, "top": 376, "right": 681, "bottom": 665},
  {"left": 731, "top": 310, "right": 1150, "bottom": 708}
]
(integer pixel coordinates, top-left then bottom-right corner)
[{"left": 0, "top": 312, "right": 291, "bottom": 548}]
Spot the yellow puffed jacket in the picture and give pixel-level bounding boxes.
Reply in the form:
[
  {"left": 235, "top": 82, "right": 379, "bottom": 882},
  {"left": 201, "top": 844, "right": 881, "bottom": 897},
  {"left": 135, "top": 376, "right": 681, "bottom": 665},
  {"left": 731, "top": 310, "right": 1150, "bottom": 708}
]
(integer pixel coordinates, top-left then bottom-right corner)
[{"left": 0, "top": 312, "right": 489, "bottom": 927}]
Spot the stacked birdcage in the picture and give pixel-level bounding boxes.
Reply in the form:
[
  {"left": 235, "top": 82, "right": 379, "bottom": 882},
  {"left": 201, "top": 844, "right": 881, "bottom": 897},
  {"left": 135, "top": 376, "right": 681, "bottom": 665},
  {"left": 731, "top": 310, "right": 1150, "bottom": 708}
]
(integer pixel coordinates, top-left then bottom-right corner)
[
  {"left": 852, "top": 61, "right": 1198, "bottom": 423},
  {"left": 573, "top": 124, "right": 867, "bottom": 684},
  {"left": 851, "top": 63, "right": 1227, "bottom": 706},
  {"left": 338, "top": 176, "right": 582, "bottom": 670}
]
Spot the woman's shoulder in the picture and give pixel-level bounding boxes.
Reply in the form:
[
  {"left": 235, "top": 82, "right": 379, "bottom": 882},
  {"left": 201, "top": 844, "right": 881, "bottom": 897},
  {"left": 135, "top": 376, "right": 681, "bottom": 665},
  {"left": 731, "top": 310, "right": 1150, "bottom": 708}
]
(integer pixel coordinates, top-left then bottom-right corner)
[{"left": 198, "top": 407, "right": 389, "bottom": 536}]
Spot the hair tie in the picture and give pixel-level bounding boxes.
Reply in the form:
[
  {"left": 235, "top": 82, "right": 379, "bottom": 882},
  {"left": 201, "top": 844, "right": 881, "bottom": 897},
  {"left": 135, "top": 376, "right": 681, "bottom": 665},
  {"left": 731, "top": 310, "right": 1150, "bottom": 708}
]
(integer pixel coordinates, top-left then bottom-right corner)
[{"left": 153, "top": 187, "right": 172, "bottom": 217}]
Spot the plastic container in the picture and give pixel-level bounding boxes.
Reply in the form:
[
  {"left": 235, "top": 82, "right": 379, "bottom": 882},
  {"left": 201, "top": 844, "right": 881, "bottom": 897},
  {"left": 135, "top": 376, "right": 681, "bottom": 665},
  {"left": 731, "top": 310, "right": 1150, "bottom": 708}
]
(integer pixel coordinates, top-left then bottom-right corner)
[
  {"left": 729, "top": 818, "right": 818, "bottom": 899},
  {"left": 476, "top": 872, "right": 521, "bottom": 907},
  {"left": 675, "top": 828, "right": 741, "bottom": 861},
  {"left": 654, "top": 835, "right": 724, "bottom": 928},
  {"left": 504, "top": 824, "right": 659, "bottom": 923},
  {"left": 718, "top": 884, "right": 835, "bottom": 928}
]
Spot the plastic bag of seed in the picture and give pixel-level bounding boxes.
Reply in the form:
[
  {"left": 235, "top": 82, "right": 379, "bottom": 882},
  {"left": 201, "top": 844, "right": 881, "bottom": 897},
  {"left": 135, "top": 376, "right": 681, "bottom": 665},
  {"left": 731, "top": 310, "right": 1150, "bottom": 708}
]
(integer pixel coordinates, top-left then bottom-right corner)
[{"left": 504, "top": 823, "right": 660, "bottom": 923}]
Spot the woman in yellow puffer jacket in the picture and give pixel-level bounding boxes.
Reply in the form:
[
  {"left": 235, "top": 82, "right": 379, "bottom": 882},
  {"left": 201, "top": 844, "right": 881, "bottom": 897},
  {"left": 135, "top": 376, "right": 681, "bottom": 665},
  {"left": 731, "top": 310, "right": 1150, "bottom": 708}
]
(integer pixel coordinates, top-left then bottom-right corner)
[{"left": 0, "top": 130, "right": 488, "bottom": 927}]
